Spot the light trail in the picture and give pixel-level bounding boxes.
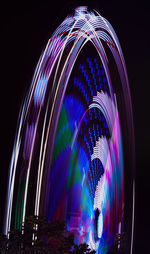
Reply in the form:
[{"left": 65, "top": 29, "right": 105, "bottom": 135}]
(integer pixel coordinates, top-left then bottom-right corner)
[{"left": 4, "top": 6, "right": 135, "bottom": 254}]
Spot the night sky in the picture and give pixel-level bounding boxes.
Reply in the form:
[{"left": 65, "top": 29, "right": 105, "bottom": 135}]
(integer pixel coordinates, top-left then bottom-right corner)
[{"left": 1, "top": 1, "right": 150, "bottom": 253}]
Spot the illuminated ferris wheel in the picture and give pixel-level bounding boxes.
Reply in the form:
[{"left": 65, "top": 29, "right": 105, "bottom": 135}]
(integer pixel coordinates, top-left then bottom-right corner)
[{"left": 4, "top": 6, "right": 135, "bottom": 254}]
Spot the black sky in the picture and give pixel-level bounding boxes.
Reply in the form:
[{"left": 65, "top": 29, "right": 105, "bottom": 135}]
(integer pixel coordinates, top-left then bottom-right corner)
[{"left": 1, "top": 1, "right": 150, "bottom": 253}]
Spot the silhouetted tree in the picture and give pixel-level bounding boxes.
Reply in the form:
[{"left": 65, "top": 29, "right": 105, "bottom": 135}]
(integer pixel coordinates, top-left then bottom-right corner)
[
  {"left": 6, "top": 230, "right": 23, "bottom": 254},
  {"left": 0, "top": 233, "right": 8, "bottom": 254},
  {"left": 72, "top": 243, "right": 96, "bottom": 254},
  {"left": 107, "top": 232, "right": 127, "bottom": 254},
  {"left": 2, "top": 216, "right": 96, "bottom": 254}
]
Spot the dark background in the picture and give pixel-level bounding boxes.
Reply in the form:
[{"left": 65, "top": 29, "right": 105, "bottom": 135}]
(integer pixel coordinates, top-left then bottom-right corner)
[{"left": 1, "top": 1, "right": 150, "bottom": 253}]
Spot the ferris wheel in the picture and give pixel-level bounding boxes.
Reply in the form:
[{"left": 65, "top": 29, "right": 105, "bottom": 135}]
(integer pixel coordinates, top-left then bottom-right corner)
[{"left": 4, "top": 6, "right": 135, "bottom": 254}]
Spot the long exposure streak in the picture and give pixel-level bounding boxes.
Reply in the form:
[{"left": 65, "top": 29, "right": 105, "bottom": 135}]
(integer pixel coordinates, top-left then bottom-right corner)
[{"left": 4, "top": 6, "right": 135, "bottom": 254}]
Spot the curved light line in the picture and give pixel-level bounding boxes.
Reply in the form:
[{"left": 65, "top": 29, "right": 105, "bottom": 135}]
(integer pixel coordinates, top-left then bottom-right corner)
[{"left": 5, "top": 10, "right": 134, "bottom": 254}]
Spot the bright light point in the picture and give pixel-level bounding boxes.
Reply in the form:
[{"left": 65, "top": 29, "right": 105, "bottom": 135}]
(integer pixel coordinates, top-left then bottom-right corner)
[
  {"left": 75, "top": 6, "right": 87, "bottom": 13},
  {"left": 98, "top": 212, "right": 103, "bottom": 238},
  {"left": 75, "top": 6, "right": 87, "bottom": 19}
]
